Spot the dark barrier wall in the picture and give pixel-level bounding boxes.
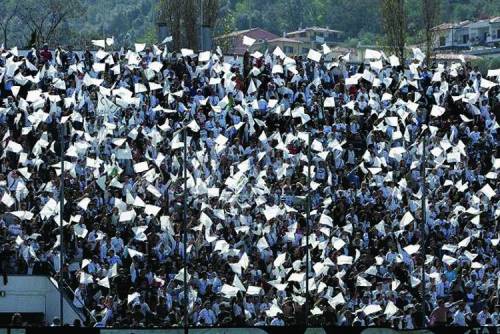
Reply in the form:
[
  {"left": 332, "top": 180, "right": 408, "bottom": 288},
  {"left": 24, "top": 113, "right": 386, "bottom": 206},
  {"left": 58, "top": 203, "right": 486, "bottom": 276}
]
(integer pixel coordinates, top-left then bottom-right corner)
[{"left": 4, "top": 326, "right": 497, "bottom": 334}]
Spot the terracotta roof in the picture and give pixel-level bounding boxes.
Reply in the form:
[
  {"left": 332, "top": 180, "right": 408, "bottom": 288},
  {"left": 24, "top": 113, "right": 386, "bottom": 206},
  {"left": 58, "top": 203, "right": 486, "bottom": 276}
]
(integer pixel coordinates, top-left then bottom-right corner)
[
  {"left": 215, "top": 28, "right": 278, "bottom": 40},
  {"left": 286, "top": 26, "right": 343, "bottom": 35},
  {"left": 214, "top": 28, "right": 280, "bottom": 56}
]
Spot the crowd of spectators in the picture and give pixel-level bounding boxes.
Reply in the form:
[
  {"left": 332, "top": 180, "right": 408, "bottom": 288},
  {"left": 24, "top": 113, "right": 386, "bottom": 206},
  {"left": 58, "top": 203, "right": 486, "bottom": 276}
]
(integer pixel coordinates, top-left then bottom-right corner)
[{"left": 0, "top": 40, "right": 499, "bottom": 328}]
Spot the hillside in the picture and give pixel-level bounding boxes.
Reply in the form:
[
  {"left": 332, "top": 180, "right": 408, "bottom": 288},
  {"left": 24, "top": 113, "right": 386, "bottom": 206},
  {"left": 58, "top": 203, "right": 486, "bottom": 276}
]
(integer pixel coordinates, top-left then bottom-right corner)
[{"left": 1, "top": 0, "right": 500, "bottom": 48}]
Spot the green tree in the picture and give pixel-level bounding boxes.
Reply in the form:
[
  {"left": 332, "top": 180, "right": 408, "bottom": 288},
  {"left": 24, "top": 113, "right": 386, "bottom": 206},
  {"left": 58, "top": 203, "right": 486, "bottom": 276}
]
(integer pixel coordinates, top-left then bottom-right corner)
[
  {"left": 381, "top": 0, "right": 407, "bottom": 61},
  {"left": 18, "top": 0, "right": 85, "bottom": 47},
  {"left": 422, "top": 0, "right": 441, "bottom": 62},
  {"left": 0, "top": 1, "right": 18, "bottom": 48}
]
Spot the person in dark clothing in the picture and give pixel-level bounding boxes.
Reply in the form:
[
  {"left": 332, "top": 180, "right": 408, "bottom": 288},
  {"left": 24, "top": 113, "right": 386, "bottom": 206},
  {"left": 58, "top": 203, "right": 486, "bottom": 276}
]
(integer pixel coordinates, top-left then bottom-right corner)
[
  {"left": 0, "top": 242, "right": 15, "bottom": 285},
  {"left": 39, "top": 44, "right": 52, "bottom": 64}
]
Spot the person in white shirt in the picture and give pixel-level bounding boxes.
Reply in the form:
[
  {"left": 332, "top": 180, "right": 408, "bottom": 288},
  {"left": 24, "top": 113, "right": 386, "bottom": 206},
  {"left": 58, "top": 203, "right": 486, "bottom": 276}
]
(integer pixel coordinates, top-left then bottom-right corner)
[
  {"left": 452, "top": 302, "right": 467, "bottom": 326},
  {"left": 436, "top": 274, "right": 449, "bottom": 298},
  {"left": 111, "top": 232, "right": 125, "bottom": 254},
  {"left": 476, "top": 305, "right": 491, "bottom": 326},
  {"left": 198, "top": 302, "right": 217, "bottom": 326},
  {"left": 491, "top": 305, "right": 500, "bottom": 326},
  {"left": 73, "top": 284, "right": 86, "bottom": 309},
  {"left": 270, "top": 314, "right": 285, "bottom": 326}
]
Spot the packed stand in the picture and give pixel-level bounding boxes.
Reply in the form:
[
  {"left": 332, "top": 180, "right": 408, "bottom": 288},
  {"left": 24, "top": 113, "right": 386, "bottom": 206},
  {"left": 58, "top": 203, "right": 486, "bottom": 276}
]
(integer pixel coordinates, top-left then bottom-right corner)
[{"left": 0, "top": 41, "right": 499, "bottom": 328}]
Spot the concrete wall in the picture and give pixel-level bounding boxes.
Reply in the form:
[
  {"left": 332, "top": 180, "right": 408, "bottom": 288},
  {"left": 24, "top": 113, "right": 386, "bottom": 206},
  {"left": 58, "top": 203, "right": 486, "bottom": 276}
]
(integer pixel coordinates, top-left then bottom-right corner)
[{"left": 0, "top": 276, "right": 83, "bottom": 325}]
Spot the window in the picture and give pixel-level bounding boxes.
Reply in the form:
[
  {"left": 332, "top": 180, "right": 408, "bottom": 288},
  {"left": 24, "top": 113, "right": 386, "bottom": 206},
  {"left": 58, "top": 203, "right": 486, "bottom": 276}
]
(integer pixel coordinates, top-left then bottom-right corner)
[
  {"left": 300, "top": 32, "right": 306, "bottom": 38},
  {"left": 302, "top": 47, "right": 309, "bottom": 54},
  {"left": 497, "top": 29, "right": 500, "bottom": 39},
  {"left": 462, "top": 34, "right": 469, "bottom": 44},
  {"left": 440, "top": 36, "right": 446, "bottom": 46},
  {"left": 284, "top": 46, "right": 294, "bottom": 54}
]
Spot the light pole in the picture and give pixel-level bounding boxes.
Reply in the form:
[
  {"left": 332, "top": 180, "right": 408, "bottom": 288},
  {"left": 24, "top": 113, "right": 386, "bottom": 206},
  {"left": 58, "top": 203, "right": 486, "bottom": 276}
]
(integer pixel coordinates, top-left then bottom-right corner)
[
  {"left": 200, "top": 0, "right": 204, "bottom": 51},
  {"left": 420, "top": 128, "right": 428, "bottom": 327},
  {"left": 183, "top": 125, "right": 189, "bottom": 334},
  {"left": 58, "top": 123, "right": 65, "bottom": 325},
  {"left": 305, "top": 131, "right": 311, "bottom": 327}
]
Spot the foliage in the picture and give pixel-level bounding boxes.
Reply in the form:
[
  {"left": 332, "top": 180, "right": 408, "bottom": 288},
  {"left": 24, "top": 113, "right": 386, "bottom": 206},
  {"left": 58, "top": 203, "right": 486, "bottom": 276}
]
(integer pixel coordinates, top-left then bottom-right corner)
[
  {"left": 471, "top": 56, "right": 500, "bottom": 76},
  {"left": 1, "top": 0, "right": 499, "bottom": 49},
  {"left": 214, "top": 5, "right": 237, "bottom": 52},
  {"left": 17, "top": 0, "right": 85, "bottom": 47},
  {"left": 157, "top": 0, "right": 221, "bottom": 50},
  {"left": 381, "top": 0, "right": 406, "bottom": 61},
  {"left": 2, "top": 0, "right": 155, "bottom": 48},
  {"left": 422, "top": 0, "right": 441, "bottom": 61},
  {"left": 0, "top": 1, "right": 19, "bottom": 48}
]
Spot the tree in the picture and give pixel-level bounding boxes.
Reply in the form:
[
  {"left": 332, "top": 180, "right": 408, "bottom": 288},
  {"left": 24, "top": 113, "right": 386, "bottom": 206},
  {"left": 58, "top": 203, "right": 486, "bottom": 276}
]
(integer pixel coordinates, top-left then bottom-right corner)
[
  {"left": 158, "top": 0, "right": 221, "bottom": 50},
  {"left": 158, "top": 0, "right": 183, "bottom": 50},
  {"left": 288, "top": 0, "right": 305, "bottom": 29},
  {"left": 422, "top": 0, "right": 441, "bottom": 63},
  {"left": 203, "top": 0, "right": 221, "bottom": 28},
  {"left": 183, "top": 0, "right": 199, "bottom": 50},
  {"left": 380, "top": 0, "right": 406, "bottom": 62},
  {"left": 0, "top": 1, "right": 18, "bottom": 48},
  {"left": 18, "top": 0, "right": 84, "bottom": 47}
]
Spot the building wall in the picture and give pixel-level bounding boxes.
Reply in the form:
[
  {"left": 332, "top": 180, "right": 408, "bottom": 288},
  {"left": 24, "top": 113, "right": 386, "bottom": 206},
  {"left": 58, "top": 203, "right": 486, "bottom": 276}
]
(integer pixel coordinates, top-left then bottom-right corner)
[
  {"left": 469, "top": 27, "right": 489, "bottom": 45},
  {"left": 0, "top": 276, "right": 83, "bottom": 324},
  {"left": 434, "top": 20, "right": 500, "bottom": 49},
  {"left": 489, "top": 23, "right": 500, "bottom": 41},
  {"left": 452, "top": 28, "right": 470, "bottom": 46},
  {"left": 267, "top": 41, "right": 300, "bottom": 55},
  {"left": 286, "top": 29, "right": 342, "bottom": 55},
  {"left": 434, "top": 28, "right": 470, "bottom": 48}
]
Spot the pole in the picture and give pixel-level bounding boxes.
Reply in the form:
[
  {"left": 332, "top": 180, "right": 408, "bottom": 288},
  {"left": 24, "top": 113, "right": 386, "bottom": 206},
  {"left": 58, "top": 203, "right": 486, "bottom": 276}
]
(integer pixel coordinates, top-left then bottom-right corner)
[
  {"left": 305, "top": 132, "right": 311, "bottom": 327},
  {"left": 248, "top": 0, "right": 252, "bottom": 29},
  {"left": 58, "top": 123, "right": 65, "bottom": 326},
  {"left": 420, "top": 131, "right": 427, "bottom": 327},
  {"left": 183, "top": 127, "right": 188, "bottom": 334},
  {"left": 319, "top": 90, "right": 324, "bottom": 123},
  {"left": 200, "top": 0, "right": 204, "bottom": 51},
  {"left": 451, "top": 26, "right": 454, "bottom": 51}
]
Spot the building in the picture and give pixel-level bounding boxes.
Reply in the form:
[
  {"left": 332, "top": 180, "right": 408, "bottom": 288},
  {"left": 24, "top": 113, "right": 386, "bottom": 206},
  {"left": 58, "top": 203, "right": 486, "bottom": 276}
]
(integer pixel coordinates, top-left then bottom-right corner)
[
  {"left": 214, "top": 28, "right": 279, "bottom": 55},
  {"left": 215, "top": 26, "right": 345, "bottom": 57},
  {"left": 432, "top": 21, "right": 471, "bottom": 50},
  {"left": 264, "top": 37, "right": 303, "bottom": 55},
  {"left": 488, "top": 17, "right": 500, "bottom": 44},
  {"left": 432, "top": 17, "right": 500, "bottom": 50},
  {"left": 468, "top": 19, "right": 491, "bottom": 46},
  {"left": 285, "top": 27, "right": 344, "bottom": 55}
]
